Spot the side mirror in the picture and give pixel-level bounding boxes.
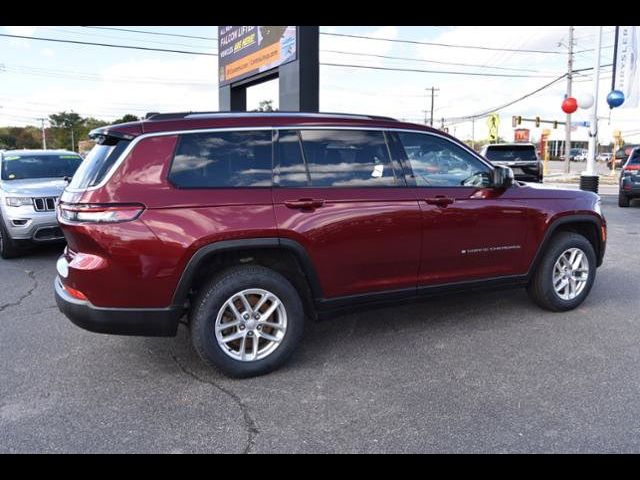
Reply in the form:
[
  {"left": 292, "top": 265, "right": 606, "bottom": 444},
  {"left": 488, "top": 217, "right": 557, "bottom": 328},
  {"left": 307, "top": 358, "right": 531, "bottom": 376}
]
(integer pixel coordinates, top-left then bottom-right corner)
[{"left": 493, "top": 165, "right": 514, "bottom": 189}]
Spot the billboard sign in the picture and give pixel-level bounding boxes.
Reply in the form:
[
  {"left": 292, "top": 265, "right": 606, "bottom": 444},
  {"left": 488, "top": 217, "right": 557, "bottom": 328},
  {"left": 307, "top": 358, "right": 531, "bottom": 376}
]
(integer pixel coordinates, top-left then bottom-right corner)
[{"left": 218, "top": 26, "right": 297, "bottom": 86}]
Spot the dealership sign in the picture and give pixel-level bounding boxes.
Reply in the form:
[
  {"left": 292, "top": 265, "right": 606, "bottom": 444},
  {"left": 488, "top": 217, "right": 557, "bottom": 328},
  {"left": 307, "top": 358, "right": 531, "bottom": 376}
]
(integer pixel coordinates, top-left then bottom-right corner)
[{"left": 218, "top": 26, "right": 297, "bottom": 86}]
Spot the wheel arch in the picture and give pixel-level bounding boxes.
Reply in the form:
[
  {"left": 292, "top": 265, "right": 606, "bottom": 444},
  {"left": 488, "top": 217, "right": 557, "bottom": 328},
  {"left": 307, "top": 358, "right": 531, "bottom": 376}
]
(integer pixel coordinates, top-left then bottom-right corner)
[
  {"left": 171, "top": 238, "right": 323, "bottom": 318},
  {"left": 528, "top": 214, "right": 605, "bottom": 276}
]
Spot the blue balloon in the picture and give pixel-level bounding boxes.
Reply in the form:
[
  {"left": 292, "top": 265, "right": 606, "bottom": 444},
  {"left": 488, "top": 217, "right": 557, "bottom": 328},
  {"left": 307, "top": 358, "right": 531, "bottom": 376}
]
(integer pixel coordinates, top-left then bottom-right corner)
[{"left": 607, "top": 90, "right": 625, "bottom": 108}]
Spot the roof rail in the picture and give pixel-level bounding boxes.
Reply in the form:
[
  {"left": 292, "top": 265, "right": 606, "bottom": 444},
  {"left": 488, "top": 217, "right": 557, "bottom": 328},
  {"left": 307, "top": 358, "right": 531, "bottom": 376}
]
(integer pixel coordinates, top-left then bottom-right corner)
[{"left": 145, "top": 111, "right": 399, "bottom": 122}]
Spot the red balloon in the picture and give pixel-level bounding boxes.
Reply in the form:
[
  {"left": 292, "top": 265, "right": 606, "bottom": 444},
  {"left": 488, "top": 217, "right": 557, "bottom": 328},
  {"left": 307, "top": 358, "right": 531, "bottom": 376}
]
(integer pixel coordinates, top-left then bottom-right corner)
[{"left": 562, "top": 97, "right": 578, "bottom": 114}]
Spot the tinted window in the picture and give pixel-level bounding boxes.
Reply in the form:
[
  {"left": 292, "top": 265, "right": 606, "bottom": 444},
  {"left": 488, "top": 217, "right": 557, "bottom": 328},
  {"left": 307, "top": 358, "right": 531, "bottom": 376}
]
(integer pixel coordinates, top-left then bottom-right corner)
[
  {"left": 628, "top": 148, "right": 640, "bottom": 165},
  {"left": 484, "top": 145, "right": 537, "bottom": 162},
  {"left": 1, "top": 153, "right": 82, "bottom": 181},
  {"left": 276, "top": 130, "right": 309, "bottom": 187},
  {"left": 169, "top": 131, "right": 273, "bottom": 188},
  {"left": 398, "top": 132, "right": 492, "bottom": 187},
  {"left": 299, "top": 130, "right": 397, "bottom": 187},
  {"left": 68, "top": 139, "right": 130, "bottom": 189}
]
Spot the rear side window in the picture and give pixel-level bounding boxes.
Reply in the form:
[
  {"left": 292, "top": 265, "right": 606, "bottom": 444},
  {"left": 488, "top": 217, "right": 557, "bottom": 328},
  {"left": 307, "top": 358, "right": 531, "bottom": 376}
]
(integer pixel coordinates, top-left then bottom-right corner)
[
  {"left": 68, "top": 139, "right": 130, "bottom": 190},
  {"left": 169, "top": 131, "right": 273, "bottom": 188},
  {"left": 484, "top": 145, "right": 537, "bottom": 162},
  {"left": 298, "top": 129, "right": 397, "bottom": 187}
]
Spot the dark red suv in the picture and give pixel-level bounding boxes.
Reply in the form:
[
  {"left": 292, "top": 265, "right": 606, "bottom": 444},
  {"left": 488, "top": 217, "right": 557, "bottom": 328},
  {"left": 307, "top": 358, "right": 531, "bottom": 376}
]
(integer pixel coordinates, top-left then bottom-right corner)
[{"left": 55, "top": 112, "right": 606, "bottom": 377}]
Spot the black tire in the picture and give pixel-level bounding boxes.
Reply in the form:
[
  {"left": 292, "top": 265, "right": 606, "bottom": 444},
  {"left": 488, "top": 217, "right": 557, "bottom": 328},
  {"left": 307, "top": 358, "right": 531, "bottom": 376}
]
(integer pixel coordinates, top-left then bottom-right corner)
[
  {"left": 0, "top": 217, "right": 20, "bottom": 259},
  {"left": 527, "top": 232, "right": 597, "bottom": 312},
  {"left": 190, "top": 265, "right": 305, "bottom": 378},
  {"left": 619, "top": 191, "right": 631, "bottom": 207}
]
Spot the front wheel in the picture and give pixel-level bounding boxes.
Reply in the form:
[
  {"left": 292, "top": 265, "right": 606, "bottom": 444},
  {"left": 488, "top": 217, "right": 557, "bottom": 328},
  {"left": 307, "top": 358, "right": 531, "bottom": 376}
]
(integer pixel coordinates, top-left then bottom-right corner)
[
  {"left": 0, "top": 218, "right": 20, "bottom": 259},
  {"left": 527, "top": 232, "right": 596, "bottom": 312},
  {"left": 190, "top": 265, "right": 305, "bottom": 378}
]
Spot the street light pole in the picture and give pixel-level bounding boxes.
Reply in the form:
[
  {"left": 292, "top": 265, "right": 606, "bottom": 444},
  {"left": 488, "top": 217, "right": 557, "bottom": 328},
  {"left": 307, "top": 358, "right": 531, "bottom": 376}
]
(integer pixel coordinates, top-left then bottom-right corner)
[
  {"left": 564, "top": 26, "right": 574, "bottom": 174},
  {"left": 581, "top": 26, "right": 602, "bottom": 193}
]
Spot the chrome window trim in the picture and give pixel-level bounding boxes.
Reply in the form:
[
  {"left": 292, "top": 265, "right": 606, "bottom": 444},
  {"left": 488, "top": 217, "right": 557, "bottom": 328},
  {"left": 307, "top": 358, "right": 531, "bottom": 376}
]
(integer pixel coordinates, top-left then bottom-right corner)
[{"left": 66, "top": 126, "right": 493, "bottom": 193}]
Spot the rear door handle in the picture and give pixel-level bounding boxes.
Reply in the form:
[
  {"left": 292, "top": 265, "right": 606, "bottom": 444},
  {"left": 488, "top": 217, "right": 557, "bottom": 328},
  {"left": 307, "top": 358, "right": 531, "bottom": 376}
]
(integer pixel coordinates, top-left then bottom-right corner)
[
  {"left": 425, "top": 197, "right": 454, "bottom": 207},
  {"left": 284, "top": 198, "right": 325, "bottom": 209}
]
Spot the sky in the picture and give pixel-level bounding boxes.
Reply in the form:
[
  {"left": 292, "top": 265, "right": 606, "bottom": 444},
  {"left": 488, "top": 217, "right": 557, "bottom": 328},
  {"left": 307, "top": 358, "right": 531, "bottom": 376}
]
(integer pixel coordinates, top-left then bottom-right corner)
[{"left": 0, "top": 25, "right": 637, "bottom": 144}]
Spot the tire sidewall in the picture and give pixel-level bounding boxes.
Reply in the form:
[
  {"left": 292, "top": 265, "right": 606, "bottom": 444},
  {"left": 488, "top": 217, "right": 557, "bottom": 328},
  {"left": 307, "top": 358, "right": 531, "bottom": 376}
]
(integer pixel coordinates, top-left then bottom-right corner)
[
  {"left": 540, "top": 233, "right": 597, "bottom": 311},
  {"left": 190, "top": 266, "right": 305, "bottom": 378}
]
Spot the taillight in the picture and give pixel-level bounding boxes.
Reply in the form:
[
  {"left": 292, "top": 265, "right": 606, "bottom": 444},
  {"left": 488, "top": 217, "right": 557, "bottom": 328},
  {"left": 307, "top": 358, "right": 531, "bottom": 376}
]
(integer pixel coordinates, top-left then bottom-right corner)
[
  {"left": 58, "top": 203, "right": 145, "bottom": 224},
  {"left": 624, "top": 164, "right": 640, "bottom": 171}
]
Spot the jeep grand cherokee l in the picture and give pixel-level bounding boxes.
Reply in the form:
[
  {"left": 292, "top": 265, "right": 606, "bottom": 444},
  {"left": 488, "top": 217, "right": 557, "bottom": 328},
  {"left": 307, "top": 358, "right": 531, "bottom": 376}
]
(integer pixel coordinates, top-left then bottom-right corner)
[{"left": 55, "top": 112, "right": 606, "bottom": 377}]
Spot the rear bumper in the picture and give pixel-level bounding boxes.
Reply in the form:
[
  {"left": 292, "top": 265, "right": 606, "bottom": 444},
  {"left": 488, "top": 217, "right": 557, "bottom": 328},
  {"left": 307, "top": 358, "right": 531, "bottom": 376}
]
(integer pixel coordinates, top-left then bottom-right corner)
[
  {"left": 620, "top": 179, "right": 640, "bottom": 195},
  {"left": 55, "top": 277, "right": 182, "bottom": 337}
]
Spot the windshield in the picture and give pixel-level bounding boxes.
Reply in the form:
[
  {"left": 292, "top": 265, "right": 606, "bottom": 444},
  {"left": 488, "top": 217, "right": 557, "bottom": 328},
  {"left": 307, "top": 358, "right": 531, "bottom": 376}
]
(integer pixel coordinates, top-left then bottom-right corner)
[
  {"left": 1, "top": 153, "right": 82, "bottom": 181},
  {"left": 484, "top": 145, "right": 537, "bottom": 162}
]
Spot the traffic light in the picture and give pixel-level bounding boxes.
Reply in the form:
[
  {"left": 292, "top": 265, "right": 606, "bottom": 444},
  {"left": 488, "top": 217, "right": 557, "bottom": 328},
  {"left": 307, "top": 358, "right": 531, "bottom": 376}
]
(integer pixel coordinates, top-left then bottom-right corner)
[
  {"left": 553, "top": 121, "right": 558, "bottom": 129},
  {"left": 517, "top": 116, "right": 522, "bottom": 125},
  {"left": 535, "top": 116, "right": 541, "bottom": 127}
]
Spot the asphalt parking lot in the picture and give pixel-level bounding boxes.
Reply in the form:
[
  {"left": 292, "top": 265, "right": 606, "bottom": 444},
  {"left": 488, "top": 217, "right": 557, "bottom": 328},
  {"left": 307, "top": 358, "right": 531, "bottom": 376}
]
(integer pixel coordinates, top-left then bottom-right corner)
[{"left": 1, "top": 193, "right": 639, "bottom": 453}]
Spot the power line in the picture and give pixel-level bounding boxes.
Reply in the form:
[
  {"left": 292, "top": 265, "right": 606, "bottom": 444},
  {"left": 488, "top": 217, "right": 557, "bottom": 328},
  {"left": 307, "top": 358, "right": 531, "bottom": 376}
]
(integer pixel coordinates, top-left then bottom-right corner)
[
  {"left": 80, "top": 26, "right": 218, "bottom": 41},
  {"left": 0, "top": 34, "right": 218, "bottom": 56},
  {"left": 321, "top": 49, "right": 556, "bottom": 74},
  {"left": 320, "top": 32, "right": 566, "bottom": 54},
  {"left": 320, "top": 63, "right": 558, "bottom": 78}
]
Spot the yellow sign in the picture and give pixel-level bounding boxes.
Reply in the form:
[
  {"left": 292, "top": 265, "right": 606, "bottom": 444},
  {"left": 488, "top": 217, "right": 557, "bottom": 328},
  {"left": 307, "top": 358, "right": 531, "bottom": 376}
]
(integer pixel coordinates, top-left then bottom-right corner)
[{"left": 487, "top": 113, "right": 500, "bottom": 141}]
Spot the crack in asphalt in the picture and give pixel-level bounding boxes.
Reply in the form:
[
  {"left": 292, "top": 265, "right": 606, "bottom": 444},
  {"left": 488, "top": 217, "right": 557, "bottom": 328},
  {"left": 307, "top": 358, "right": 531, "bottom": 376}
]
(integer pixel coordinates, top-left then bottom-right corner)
[
  {"left": 171, "top": 354, "right": 259, "bottom": 454},
  {"left": 0, "top": 271, "right": 37, "bottom": 314}
]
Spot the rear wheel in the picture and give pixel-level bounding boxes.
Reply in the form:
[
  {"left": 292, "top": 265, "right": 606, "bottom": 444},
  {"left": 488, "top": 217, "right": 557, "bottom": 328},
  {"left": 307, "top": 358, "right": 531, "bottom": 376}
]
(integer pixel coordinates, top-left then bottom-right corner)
[
  {"left": 619, "top": 191, "right": 631, "bottom": 207},
  {"left": 190, "top": 265, "right": 305, "bottom": 378},
  {"left": 0, "top": 218, "right": 20, "bottom": 259},
  {"left": 527, "top": 232, "right": 596, "bottom": 312}
]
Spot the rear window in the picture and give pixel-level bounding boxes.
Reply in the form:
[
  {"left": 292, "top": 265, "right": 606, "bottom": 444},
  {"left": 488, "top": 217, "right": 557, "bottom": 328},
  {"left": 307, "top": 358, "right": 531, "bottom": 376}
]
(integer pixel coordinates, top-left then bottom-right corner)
[
  {"left": 628, "top": 149, "right": 640, "bottom": 165},
  {"left": 484, "top": 145, "right": 537, "bottom": 162},
  {"left": 68, "top": 139, "right": 130, "bottom": 190},
  {"left": 1, "top": 153, "right": 82, "bottom": 181},
  {"left": 169, "top": 131, "right": 273, "bottom": 188}
]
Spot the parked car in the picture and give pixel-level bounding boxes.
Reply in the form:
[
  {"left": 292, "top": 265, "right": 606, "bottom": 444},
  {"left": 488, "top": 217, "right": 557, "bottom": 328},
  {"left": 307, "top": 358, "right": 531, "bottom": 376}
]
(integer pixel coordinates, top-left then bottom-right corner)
[
  {"left": 597, "top": 152, "right": 612, "bottom": 163},
  {"left": 619, "top": 147, "right": 640, "bottom": 207},
  {"left": 0, "top": 149, "right": 82, "bottom": 258},
  {"left": 559, "top": 147, "right": 587, "bottom": 162},
  {"left": 573, "top": 149, "right": 589, "bottom": 162},
  {"left": 55, "top": 112, "right": 606, "bottom": 377},
  {"left": 479, "top": 143, "right": 542, "bottom": 183}
]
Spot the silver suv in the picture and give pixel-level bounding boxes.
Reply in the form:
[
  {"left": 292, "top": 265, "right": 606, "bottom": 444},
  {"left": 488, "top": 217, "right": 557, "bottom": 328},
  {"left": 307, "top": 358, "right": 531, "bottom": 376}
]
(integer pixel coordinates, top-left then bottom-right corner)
[{"left": 0, "top": 149, "right": 82, "bottom": 258}]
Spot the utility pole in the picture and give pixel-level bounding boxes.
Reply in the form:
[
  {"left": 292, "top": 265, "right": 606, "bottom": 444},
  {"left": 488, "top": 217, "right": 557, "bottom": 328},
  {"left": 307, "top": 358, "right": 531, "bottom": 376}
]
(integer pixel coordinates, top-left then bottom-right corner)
[
  {"left": 581, "top": 25, "right": 602, "bottom": 193},
  {"left": 564, "top": 26, "right": 574, "bottom": 174},
  {"left": 427, "top": 87, "right": 439, "bottom": 127},
  {"left": 38, "top": 118, "right": 47, "bottom": 150}
]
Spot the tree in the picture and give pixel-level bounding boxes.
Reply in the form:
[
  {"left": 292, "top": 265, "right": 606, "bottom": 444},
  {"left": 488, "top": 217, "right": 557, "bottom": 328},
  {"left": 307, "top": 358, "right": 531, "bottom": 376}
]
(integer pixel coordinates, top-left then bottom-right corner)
[
  {"left": 48, "top": 111, "right": 84, "bottom": 151},
  {"left": 111, "top": 114, "right": 139, "bottom": 125},
  {"left": 254, "top": 100, "right": 275, "bottom": 112}
]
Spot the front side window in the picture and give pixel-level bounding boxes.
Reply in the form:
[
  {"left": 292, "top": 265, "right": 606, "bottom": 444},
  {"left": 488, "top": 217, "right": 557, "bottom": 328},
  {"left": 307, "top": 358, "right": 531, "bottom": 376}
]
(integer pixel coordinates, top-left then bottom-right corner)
[
  {"left": 299, "top": 130, "right": 398, "bottom": 187},
  {"left": 398, "top": 132, "right": 492, "bottom": 187},
  {"left": 169, "top": 130, "right": 273, "bottom": 188},
  {"left": 1, "top": 153, "right": 82, "bottom": 181}
]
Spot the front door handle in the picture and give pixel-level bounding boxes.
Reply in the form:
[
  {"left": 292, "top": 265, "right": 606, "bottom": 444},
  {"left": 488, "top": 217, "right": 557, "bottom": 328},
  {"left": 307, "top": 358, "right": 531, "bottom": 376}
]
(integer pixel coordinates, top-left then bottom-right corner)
[
  {"left": 284, "top": 198, "right": 325, "bottom": 209},
  {"left": 425, "top": 197, "right": 454, "bottom": 207}
]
